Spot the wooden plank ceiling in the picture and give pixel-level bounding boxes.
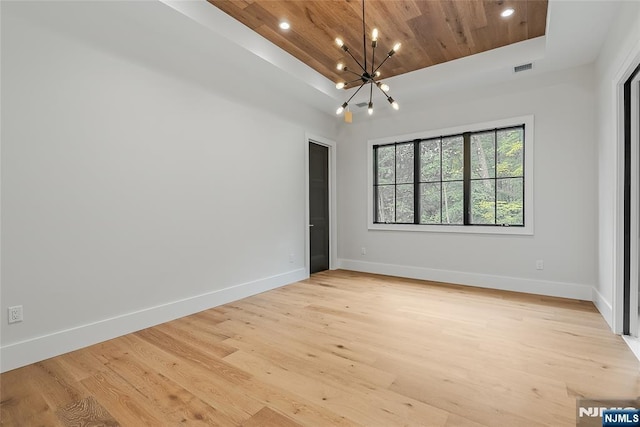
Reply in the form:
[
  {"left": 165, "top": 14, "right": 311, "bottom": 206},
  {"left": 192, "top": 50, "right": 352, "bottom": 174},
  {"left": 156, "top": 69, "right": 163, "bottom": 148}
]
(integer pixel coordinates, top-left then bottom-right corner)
[{"left": 208, "top": 0, "right": 548, "bottom": 87}]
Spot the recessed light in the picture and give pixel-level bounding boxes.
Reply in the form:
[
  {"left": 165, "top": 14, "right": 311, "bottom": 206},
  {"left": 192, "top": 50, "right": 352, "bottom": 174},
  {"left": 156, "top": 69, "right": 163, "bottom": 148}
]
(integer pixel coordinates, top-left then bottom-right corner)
[
  {"left": 279, "top": 21, "right": 290, "bottom": 30},
  {"left": 501, "top": 8, "right": 515, "bottom": 18}
]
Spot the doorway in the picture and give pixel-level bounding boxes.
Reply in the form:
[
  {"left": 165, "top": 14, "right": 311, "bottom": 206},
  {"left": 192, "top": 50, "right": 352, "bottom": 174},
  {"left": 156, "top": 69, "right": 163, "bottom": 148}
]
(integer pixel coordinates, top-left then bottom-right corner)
[
  {"left": 305, "top": 134, "right": 337, "bottom": 276},
  {"left": 624, "top": 63, "right": 640, "bottom": 336},
  {"left": 309, "top": 142, "right": 330, "bottom": 273}
]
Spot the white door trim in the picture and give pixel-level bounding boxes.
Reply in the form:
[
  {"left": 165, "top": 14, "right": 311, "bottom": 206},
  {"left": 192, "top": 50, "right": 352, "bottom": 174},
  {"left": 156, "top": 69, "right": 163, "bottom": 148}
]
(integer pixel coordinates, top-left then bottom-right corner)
[
  {"left": 614, "top": 38, "right": 640, "bottom": 334},
  {"left": 305, "top": 133, "right": 338, "bottom": 276},
  {"left": 629, "top": 70, "right": 640, "bottom": 336}
]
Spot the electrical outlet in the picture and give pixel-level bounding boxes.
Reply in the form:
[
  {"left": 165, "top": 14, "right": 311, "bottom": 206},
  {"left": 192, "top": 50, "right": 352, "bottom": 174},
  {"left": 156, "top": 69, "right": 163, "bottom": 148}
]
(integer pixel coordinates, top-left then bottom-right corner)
[
  {"left": 536, "top": 259, "right": 544, "bottom": 270},
  {"left": 361, "top": 247, "right": 367, "bottom": 255},
  {"left": 8, "top": 306, "right": 23, "bottom": 324}
]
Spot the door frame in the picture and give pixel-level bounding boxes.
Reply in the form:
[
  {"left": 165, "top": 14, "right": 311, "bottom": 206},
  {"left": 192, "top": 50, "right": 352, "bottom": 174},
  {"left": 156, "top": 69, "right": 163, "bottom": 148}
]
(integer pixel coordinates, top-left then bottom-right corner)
[
  {"left": 305, "top": 133, "right": 338, "bottom": 277},
  {"left": 614, "top": 40, "right": 640, "bottom": 334},
  {"left": 627, "top": 67, "right": 640, "bottom": 336}
]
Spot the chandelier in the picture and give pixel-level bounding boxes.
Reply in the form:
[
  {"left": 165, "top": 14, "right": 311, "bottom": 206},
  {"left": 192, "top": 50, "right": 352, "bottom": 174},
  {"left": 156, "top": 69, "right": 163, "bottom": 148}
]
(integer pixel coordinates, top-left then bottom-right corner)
[{"left": 335, "top": 0, "right": 400, "bottom": 117}]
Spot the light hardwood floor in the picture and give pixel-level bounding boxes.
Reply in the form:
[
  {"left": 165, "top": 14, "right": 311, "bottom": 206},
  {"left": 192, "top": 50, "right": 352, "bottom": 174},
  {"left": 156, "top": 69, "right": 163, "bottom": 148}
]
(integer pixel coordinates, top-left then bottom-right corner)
[{"left": 1, "top": 270, "right": 639, "bottom": 426}]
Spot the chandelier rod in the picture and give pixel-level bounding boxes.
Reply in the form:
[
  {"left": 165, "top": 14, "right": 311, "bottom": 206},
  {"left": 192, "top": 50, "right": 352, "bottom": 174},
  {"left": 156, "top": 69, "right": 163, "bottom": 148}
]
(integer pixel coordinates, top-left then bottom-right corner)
[
  {"left": 362, "top": 0, "right": 367, "bottom": 72},
  {"left": 344, "top": 77, "right": 363, "bottom": 86},
  {"left": 373, "top": 54, "right": 392, "bottom": 75},
  {"left": 344, "top": 49, "right": 366, "bottom": 74},
  {"left": 371, "top": 36, "right": 376, "bottom": 77},
  {"left": 368, "top": 80, "right": 373, "bottom": 112},
  {"left": 346, "top": 82, "right": 367, "bottom": 105},
  {"left": 342, "top": 67, "right": 364, "bottom": 79}
]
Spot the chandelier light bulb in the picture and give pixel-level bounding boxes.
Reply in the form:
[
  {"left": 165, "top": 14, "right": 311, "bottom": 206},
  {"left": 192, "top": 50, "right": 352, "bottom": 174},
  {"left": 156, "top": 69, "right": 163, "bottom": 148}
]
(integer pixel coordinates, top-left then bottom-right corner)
[
  {"left": 336, "top": 82, "right": 345, "bottom": 89},
  {"left": 335, "top": 38, "right": 344, "bottom": 47},
  {"left": 368, "top": 102, "right": 374, "bottom": 115},
  {"left": 372, "top": 28, "right": 379, "bottom": 42},
  {"left": 380, "top": 83, "right": 390, "bottom": 92},
  {"left": 392, "top": 101, "right": 399, "bottom": 110},
  {"left": 393, "top": 43, "right": 402, "bottom": 52},
  {"left": 337, "top": 62, "right": 344, "bottom": 71},
  {"left": 375, "top": 71, "right": 381, "bottom": 77},
  {"left": 336, "top": 102, "right": 348, "bottom": 115}
]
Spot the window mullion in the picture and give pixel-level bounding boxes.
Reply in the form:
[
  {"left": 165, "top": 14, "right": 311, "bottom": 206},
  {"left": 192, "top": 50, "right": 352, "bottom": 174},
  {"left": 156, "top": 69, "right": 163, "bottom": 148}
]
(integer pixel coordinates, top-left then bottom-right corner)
[
  {"left": 394, "top": 144, "right": 398, "bottom": 224},
  {"left": 463, "top": 132, "right": 471, "bottom": 225},
  {"left": 494, "top": 129, "right": 498, "bottom": 225},
  {"left": 522, "top": 124, "right": 526, "bottom": 225},
  {"left": 413, "top": 140, "right": 420, "bottom": 225},
  {"left": 373, "top": 146, "right": 379, "bottom": 223},
  {"left": 439, "top": 138, "right": 443, "bottom": 224}
]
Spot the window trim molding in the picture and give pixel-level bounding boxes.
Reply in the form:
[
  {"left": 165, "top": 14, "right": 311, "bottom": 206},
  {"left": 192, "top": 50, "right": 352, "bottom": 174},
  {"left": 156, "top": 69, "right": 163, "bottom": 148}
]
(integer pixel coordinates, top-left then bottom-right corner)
[{"left": 367, "top": 115, "right": 534, "bottom": 235}]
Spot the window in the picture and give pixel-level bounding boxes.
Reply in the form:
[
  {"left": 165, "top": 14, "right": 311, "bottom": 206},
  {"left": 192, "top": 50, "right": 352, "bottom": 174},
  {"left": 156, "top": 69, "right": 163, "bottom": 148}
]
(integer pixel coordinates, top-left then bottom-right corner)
[{"left": 369, "top": 117, "right": 532, "bottom": 235}]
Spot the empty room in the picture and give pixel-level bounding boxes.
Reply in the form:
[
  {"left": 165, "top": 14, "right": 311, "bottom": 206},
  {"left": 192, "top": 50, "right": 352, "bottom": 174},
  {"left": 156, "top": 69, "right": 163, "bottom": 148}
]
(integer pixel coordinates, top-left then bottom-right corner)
[{"left": 2, "top": 0, "right": 640, "bottom": 426}]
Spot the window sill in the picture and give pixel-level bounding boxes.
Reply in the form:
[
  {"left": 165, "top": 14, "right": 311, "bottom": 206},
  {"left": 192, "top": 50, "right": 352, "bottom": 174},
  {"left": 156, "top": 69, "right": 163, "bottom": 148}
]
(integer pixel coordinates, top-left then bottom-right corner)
[{"left": 368, "top": 222, "right": 533, "bottom": 236}]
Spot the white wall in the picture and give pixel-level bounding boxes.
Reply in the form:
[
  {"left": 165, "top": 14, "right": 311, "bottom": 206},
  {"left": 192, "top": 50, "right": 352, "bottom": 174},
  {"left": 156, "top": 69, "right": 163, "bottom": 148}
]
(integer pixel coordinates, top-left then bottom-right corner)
[
  {"left": 595, "top": 1, "right": 640, "bottom": 331},
  {"left": 0, "top": 1, "right": 337, "bottom": 371},
  {"left": 336, "top": 64, "right": 597, "bottom": 301}
]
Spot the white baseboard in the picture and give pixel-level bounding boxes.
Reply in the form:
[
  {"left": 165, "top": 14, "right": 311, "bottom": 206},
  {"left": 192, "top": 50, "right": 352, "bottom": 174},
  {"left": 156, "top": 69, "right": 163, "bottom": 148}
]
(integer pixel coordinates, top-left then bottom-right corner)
[
  {"left": 0, "top": 268, "right": 306, "bottom": 373},
  {"left": 592, "top": 287, "right": 614, "bottom": 329},
  {"left": 622, "top": 335, "right": 640, "bottom": 364},
  {"left": 338, "top": 259, "right": 593, "bottom": 301}
]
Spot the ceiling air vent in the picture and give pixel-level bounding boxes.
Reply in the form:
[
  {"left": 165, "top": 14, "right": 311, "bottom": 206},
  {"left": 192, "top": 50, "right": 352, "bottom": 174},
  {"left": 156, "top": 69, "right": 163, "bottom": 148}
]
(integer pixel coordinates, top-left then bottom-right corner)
[
  {"left": 355, "top": 102, "right": 368, "bottom": 108},
  {"left": 514, "top": 63, "right": 533, "bottom": 73}
]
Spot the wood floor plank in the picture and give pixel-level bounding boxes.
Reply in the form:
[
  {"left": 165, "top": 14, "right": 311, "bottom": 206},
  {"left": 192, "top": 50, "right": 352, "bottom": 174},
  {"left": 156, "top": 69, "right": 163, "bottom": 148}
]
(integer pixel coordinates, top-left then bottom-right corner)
[
  {"left": 0, "top": 366, "right": 63, "bottom": 426},
  {"left": 134, "top": 327, "right": 242, "bottom": 377},
  {"left": 2, "top": 270, "right": 639, "bottom": 426},
  {"left": 56, "top": 396, "right": 119, "bottom": 426},
  {"left": 241, "top": 406, "right": 302, "bottom": 427},
  {"left": 31, "top": 359, "right": 92, "bottom": 410},
  {"left": 53, "top": 344, "right": 112, "bottom": 382},
  {"left": 153, "top": 321, "right": 237, "bottom": 358},
  {"left": 169, "top": 313, "right": 234, "bottom": 342},
  {"left": 79, "top": 369, "right": 165, "bottom": 426}
]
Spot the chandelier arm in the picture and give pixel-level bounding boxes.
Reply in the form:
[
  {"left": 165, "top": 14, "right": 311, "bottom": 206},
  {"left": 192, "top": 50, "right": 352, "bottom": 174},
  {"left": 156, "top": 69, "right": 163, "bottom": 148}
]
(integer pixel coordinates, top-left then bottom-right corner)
[
  {"left": 373, "top": 54, "right": 393, "bottom": 75},
  {"left": 344, "top": 77, "right": 364, "bottom": 87},
  {"left": 369, "top": 81, "right": 373, "bottom": 105},
  {"left": 343, "top": 68, "right": 365, "bottom": 78},
  {"left": 344, "top": 82, "right": 367, "bottom": 105},
  {"left": 371, "top": 44, "right": 376, "bottom": 76},
  {"left": 345, "top": 49, "right": 367, "bottom": 74}
]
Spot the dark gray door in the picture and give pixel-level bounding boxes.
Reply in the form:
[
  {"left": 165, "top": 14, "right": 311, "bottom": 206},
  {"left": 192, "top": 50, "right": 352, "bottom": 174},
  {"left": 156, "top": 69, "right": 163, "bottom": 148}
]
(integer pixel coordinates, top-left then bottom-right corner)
[{"left": 309, "top": 142, "right": 329, "bottom": 274}]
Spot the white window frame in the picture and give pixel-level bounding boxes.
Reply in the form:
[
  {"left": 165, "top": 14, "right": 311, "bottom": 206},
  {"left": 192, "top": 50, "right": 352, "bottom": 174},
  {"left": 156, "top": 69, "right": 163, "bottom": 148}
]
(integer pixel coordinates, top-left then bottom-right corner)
[{"left": 367, "top": 115, "right": 534, "bottom": 235}]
